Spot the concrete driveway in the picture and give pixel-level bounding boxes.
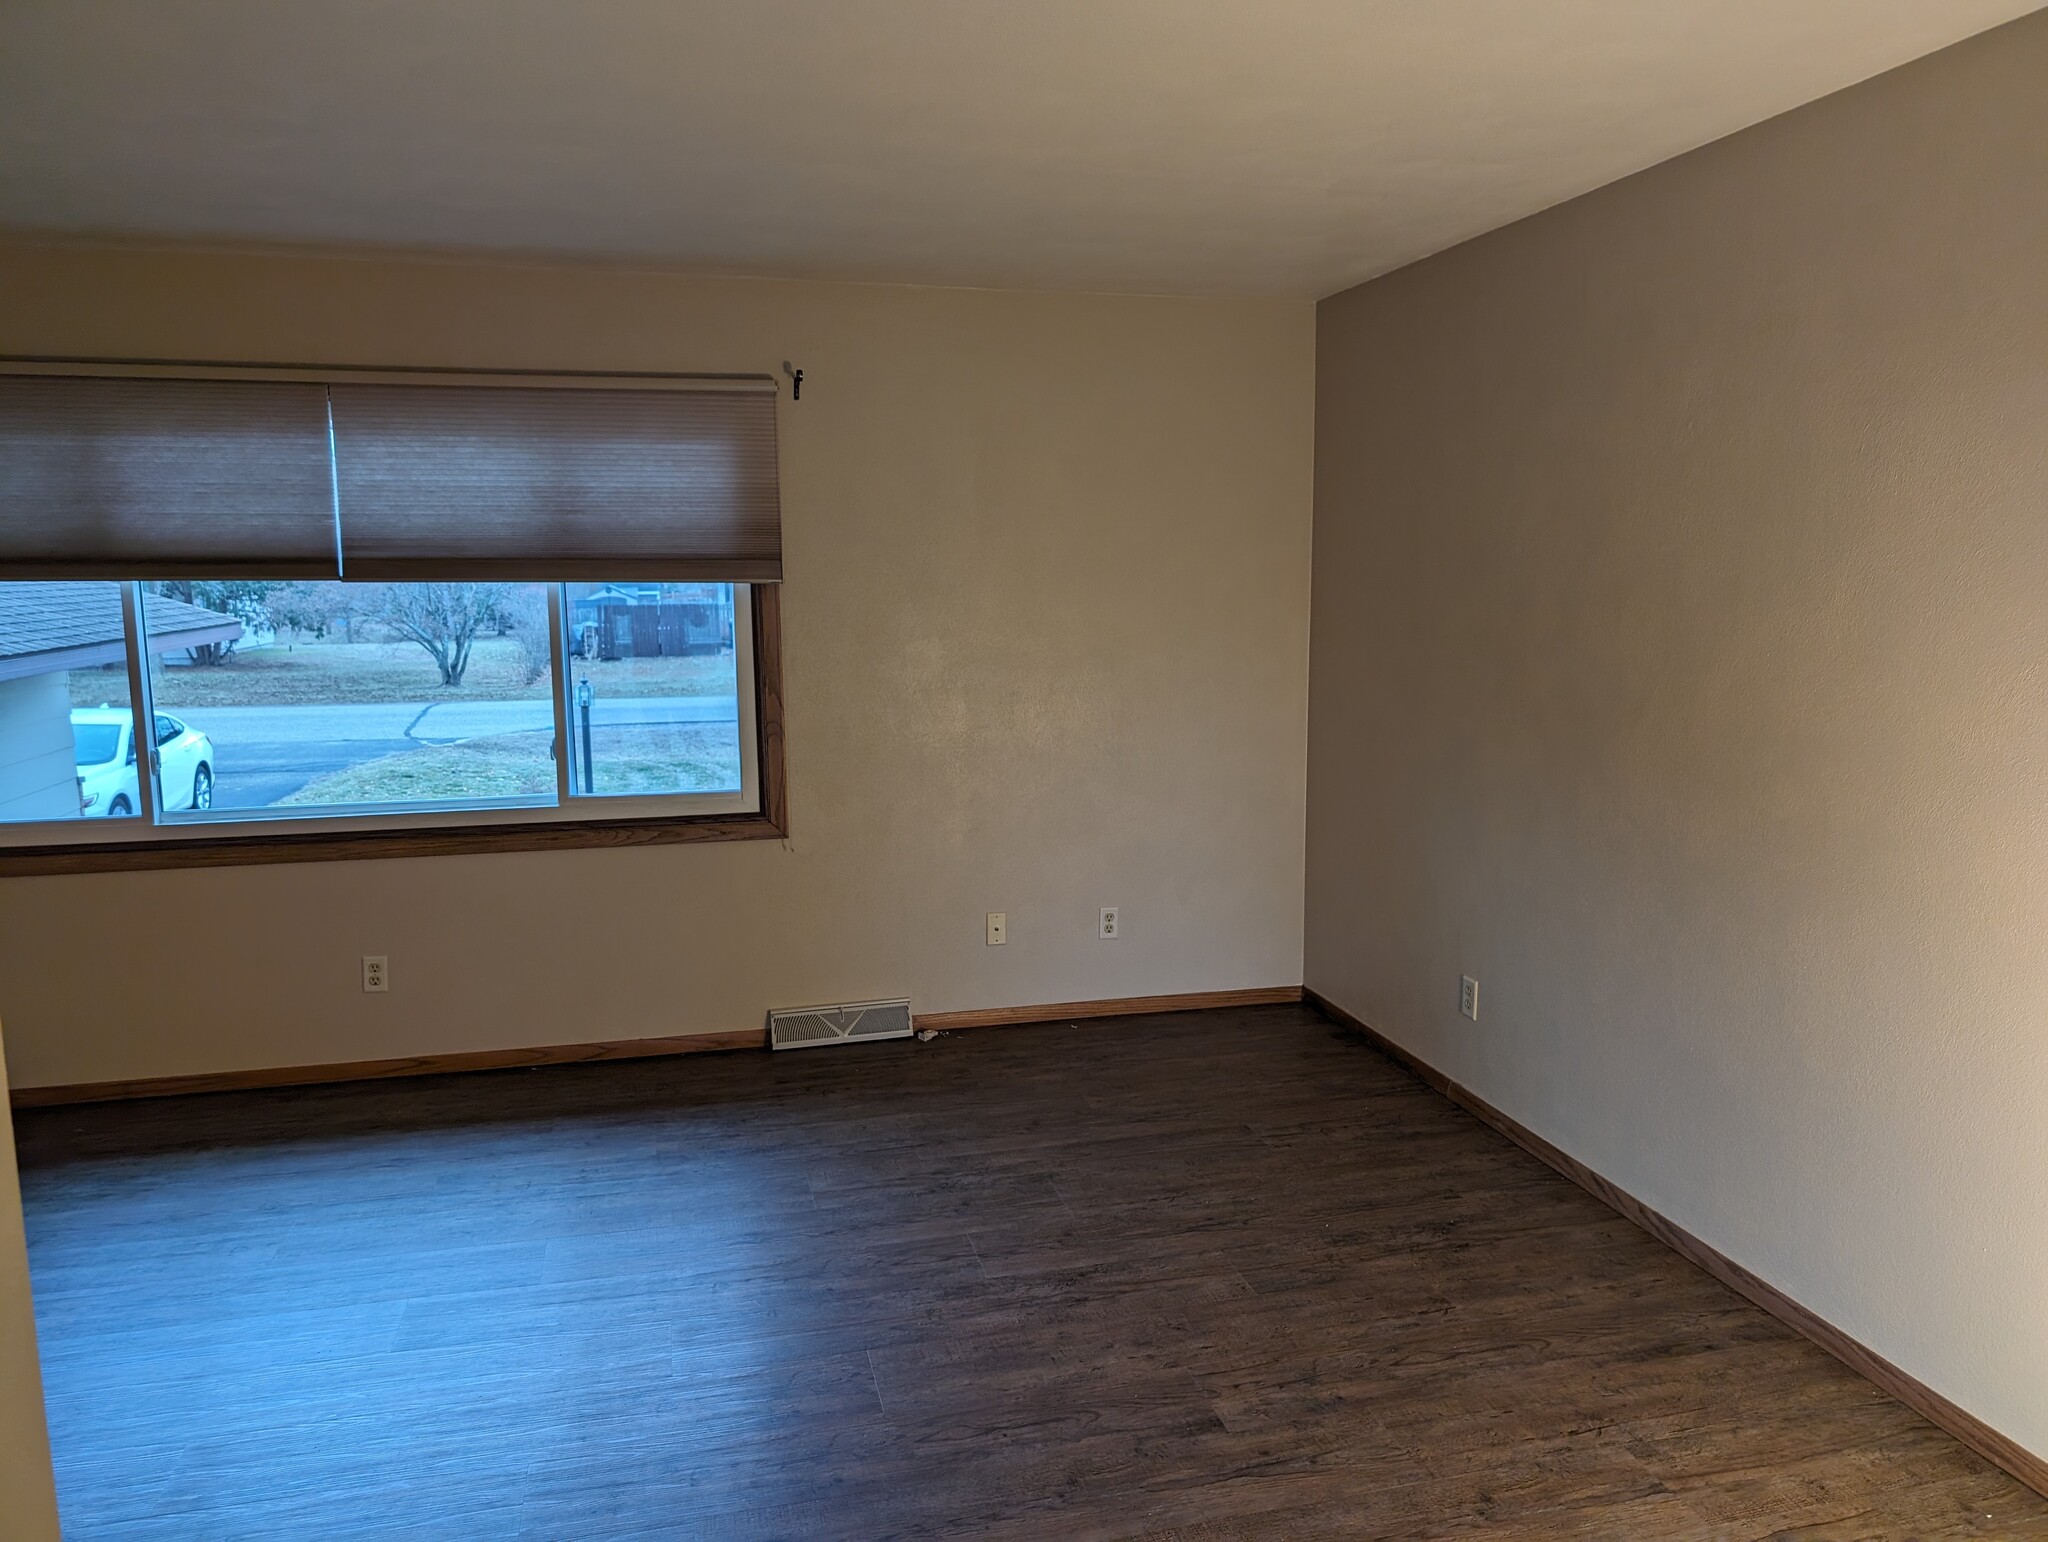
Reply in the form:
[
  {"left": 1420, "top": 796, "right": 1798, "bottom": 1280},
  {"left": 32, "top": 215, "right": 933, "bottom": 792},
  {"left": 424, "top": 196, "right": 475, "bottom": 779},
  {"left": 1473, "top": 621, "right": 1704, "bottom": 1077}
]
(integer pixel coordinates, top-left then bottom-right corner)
[{"left": 172, "top": 696, "right": 738, "bottom": 808}]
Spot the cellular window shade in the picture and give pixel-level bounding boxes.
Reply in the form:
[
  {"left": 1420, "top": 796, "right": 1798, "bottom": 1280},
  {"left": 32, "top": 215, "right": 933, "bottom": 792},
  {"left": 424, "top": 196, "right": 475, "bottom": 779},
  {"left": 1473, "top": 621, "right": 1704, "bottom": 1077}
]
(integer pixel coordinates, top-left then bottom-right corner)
[
  {"left": 329, "top": 383, "right": 782, "bottom": 581},
  {"left": 0, "top": 375, "right": 341, "bottom": 579}
]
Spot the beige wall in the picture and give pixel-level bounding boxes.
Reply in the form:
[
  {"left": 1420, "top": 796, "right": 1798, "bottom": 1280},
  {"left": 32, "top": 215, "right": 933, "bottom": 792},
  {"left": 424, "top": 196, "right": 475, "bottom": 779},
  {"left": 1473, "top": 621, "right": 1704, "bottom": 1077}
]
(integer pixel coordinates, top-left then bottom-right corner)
[
  {"left": 1308, "top": 11, "right": 2048, "bottom": 1460},
  {"left": 0, "top": 1021, "right": 62, "bottom": 1539},
  {"left": 0, "top": 245, "right": 1314, "bottom": 1087}
]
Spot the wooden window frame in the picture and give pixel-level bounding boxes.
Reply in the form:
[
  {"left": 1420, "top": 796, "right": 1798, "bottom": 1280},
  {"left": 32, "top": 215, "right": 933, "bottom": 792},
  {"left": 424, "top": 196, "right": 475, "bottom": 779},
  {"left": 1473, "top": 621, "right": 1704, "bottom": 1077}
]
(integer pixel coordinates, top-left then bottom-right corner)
[{"left": 0, "top": 584, "right": 787, "bottom": 876}]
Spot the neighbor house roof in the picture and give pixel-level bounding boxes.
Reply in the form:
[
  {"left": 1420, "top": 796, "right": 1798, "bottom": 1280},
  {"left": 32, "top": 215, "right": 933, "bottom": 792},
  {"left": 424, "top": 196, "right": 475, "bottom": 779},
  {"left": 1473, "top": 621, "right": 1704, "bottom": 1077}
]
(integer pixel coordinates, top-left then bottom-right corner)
[{"left": 0, "top": 581, "right": 244, "bottom": 683}]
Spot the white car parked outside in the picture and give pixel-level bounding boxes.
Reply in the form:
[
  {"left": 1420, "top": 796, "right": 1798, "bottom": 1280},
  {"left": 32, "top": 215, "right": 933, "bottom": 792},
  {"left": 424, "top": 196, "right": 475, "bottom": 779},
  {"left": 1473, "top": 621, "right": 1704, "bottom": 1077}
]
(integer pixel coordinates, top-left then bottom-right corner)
[{"left": 73, "top": 708, "right": 216, "bottom": 817}]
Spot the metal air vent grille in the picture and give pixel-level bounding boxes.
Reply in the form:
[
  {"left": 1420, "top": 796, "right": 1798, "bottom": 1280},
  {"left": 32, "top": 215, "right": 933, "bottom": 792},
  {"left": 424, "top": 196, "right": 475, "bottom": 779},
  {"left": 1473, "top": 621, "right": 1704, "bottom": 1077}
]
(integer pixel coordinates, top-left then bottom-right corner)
[{"left": 767, "top": 998, "right": 914, "bottom": 1051}]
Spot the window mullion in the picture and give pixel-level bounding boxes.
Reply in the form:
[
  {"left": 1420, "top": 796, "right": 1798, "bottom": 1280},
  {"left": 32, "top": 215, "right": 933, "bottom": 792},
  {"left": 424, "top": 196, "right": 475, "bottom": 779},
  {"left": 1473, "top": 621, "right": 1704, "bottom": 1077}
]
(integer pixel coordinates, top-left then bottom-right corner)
[
  {"left": 118, "top": 582, "right": 162, "bottom": 826},
  {"left": 546, "top": 584, "right": 574, "bottom": 807}
]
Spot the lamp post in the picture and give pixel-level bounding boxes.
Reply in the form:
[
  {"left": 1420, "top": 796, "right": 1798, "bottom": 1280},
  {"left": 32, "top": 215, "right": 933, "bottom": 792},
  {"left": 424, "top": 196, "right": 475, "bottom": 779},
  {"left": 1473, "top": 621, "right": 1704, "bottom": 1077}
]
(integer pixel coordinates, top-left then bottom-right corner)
[{"left": 576, "top": 677, "right": 595, "bottom": 796}]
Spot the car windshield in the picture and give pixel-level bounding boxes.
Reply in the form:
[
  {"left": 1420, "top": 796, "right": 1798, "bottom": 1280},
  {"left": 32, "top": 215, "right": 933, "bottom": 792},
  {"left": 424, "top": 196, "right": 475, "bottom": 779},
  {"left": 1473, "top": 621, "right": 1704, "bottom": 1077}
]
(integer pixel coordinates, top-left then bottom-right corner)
[{"left": 73, "top": 724, "right": 123, "bottom": 765}]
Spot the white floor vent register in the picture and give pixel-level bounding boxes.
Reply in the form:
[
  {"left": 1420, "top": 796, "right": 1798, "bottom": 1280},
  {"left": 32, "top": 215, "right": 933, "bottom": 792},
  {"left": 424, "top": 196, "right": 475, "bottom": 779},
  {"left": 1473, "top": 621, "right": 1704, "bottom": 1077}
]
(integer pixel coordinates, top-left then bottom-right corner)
[{"left": 768, "top": 998, "right": 915, "bottom": 1051}]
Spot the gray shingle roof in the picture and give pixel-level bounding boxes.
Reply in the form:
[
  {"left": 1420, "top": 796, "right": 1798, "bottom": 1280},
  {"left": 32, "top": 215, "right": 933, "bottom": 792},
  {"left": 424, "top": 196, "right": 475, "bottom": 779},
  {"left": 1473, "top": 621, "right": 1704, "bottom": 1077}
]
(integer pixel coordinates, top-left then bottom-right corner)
[{"left": 0, "top": 581, "right": 244, "bottom": 664}]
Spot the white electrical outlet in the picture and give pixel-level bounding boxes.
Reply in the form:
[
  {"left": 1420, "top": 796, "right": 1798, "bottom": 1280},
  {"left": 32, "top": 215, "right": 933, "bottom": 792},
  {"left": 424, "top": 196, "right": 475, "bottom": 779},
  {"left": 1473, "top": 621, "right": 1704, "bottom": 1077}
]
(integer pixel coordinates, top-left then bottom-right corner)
[
  {"left": 363, "top": 955, "right": 389, "bottom": 993},
  {"left": 986, "top": 912, "right": 1007, "bottom": 946},
  {"left": 1460, "top": 975, "right": 1479, "bottom": 1021},
  {"left": 1099, "top": 907, "right": 1120, "bottom": 940}
]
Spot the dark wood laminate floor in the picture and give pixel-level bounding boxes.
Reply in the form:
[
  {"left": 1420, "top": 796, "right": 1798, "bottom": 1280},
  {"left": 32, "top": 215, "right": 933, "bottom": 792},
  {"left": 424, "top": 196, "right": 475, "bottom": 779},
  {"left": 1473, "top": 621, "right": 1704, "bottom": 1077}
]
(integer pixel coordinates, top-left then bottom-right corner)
[{"left": 15, "top": 1005, "right": 2047, "bottom": 1540}]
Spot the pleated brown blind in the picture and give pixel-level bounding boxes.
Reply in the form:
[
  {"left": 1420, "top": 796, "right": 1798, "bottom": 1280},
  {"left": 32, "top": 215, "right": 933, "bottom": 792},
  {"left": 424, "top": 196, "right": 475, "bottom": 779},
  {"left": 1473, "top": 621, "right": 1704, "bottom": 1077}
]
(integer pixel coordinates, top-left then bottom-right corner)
[
  {"left": 329, "top": 382, "right": 782, "bottom": 581},
  {"left": 0, "top": 375, "right": 340, "bottom": 579}
]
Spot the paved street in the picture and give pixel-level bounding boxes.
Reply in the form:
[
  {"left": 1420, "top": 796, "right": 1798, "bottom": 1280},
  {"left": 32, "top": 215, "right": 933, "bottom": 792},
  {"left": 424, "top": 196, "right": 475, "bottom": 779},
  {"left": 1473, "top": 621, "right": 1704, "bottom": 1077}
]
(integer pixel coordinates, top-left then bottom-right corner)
[{"left": 167, "top": 696, "right": 738, "bottom": 808}]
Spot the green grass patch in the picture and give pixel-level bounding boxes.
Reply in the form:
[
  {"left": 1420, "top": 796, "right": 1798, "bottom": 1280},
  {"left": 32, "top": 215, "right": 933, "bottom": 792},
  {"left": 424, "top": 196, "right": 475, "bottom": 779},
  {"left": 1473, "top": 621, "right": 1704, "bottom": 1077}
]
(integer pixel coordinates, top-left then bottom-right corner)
[
  {"left": 128, "top": 639, "right": 737, "bottom": 710},
  {"left": 279, "top": 732, "right": 558, "bottom": 805},
  {"left": 572, "top": 654, "right": 738, "bottom": 704},
  {"left": 63, "top": 666, "right": 133, "bottom": 709},
  {"left": 278, "top": 724, "right": 742, "bottom": 807},
  {"left": 581, "top": 723, "right": 743, "bottom": 796}
]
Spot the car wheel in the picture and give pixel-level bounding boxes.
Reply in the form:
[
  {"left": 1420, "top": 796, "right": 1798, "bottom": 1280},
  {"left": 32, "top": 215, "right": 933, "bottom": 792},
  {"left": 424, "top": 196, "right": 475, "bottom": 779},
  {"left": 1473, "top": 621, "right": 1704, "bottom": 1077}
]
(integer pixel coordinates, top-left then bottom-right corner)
[
  {"left": 192, "top": 764, "right": 213, "bottom": 811},
  {"left": 109, "top": 795, "right": 133, "bottom": 818}
]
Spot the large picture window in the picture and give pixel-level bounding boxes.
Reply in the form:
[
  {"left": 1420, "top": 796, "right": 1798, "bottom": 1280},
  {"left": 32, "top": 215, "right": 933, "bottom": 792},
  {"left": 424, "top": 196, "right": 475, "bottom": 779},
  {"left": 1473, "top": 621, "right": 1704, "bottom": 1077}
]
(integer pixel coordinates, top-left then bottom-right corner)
[{"left": 0, "top": 363, "right": 787, "bottom": 872}]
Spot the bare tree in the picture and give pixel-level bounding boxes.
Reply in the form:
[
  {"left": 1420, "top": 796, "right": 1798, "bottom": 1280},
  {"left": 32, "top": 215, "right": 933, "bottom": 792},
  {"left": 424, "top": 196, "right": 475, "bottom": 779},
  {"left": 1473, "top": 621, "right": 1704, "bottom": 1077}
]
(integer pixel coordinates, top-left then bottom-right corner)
[{"left": 372, "top": 583, "right": 508, "bottom": 687}]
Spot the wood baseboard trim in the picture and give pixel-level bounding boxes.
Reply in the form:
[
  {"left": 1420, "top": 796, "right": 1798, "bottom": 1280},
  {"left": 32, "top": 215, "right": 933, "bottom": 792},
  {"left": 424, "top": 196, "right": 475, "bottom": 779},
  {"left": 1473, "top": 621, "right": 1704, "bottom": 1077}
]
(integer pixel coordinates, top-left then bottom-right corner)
[
  {"left": 8, "top": 987, "right": 1308, "bottom": 1108},
  {"left": 8, "top": 1030, "right": 768, "bottom": 1108},
  {"left": 1302, "top": 987, "right": 2048, "bottom": 1501},
  {"left": 913, "top": 985, "right": 1303, "bottom": 1034}
]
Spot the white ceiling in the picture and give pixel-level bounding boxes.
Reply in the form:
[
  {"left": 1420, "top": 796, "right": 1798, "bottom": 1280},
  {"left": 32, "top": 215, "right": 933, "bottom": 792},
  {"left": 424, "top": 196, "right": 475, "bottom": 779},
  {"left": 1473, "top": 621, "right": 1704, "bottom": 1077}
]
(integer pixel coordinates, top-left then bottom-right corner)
[{"left": 2, "top": 0, "right": 2039, "bottom": 298}]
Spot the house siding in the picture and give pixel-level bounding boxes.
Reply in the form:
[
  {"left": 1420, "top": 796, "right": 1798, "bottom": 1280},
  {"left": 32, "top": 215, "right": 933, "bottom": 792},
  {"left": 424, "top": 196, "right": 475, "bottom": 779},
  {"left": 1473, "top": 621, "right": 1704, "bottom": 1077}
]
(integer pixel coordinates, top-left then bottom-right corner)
[{"left": 0, "top": 674, "right": 77, "bottom": 823}]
